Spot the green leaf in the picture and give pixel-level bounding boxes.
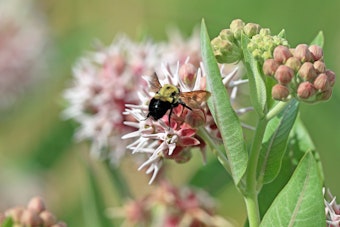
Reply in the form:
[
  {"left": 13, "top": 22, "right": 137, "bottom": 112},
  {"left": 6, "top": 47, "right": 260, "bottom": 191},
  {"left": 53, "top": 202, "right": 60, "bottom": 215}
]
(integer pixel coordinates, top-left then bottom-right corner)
[
  {"left": 201, "top": 19, "right": 247, "bottom": 185},
  {"left": 189, "top": 158, "right": 233, "bottom": 196},
  {"left": 260, "top": 152, "right": 325, "bottom": 227},
  {"left": 257, "top": 99, "right": 299, "bottom": 184},
  {"left": 310, "top": 31, "right": 324, "bottom": 47},
  {"left": 241, "top": 34, "right": 267, "bottom": 117},
  {"left": 289, "top": 117, "right": 324, "bottom": 182},
  {"left": 82, "top": 162, "right": 113, "bottom": 227},
  {"left": 1, "top": 217, "right": 13, "bottom": 227}
]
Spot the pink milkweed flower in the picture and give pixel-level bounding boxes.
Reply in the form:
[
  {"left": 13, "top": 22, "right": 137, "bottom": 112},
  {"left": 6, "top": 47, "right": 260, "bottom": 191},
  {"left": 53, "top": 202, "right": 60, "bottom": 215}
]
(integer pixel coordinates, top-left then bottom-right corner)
[
  {"left": 107, "top": 180, "right": 234, "bottom": 227},
  {"left": 63, "top": 35, "right": 162, "bottom": 165},
  {"left": 123, "top": 60, "right": 252, "bottom": 184}
]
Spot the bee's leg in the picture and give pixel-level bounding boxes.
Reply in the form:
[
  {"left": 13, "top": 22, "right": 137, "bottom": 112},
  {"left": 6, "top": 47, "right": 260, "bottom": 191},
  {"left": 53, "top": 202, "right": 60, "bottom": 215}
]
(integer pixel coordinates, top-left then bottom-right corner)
[
  {"left": 168, "top": 107, "right": 173, "bottom": 126},
  {"left": 179, "top": 100, "right": 192, "bottom": 111}
]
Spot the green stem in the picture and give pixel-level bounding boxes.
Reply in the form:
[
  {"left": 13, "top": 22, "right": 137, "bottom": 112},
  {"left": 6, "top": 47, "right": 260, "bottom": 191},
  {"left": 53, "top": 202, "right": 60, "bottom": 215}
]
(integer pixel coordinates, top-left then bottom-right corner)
[
  {"left": 197, "top": 127, "right": 231, "bottom": 174},
  {"left": 245, "top": 118, "right": 268, "bottom": 227},
  {"left": 266, "top": 100, "right": 290, "bottom": 121},
  {"left": 104, "top": 160, "right": 132, "bottom": 203}
]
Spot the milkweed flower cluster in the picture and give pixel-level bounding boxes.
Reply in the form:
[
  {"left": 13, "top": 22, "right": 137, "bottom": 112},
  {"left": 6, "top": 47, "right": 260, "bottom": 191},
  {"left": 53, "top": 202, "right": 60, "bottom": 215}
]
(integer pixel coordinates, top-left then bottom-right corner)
[
  {"left": 63, "top": 35, "right": 162, "bottom": 164},
  {"left": 122, "top": 61, "right": 251, "bottom": 184},
  {"left": 0, "top": 196, "right": 67, "bottom": 227},
  {"left": 0, "top": 0, "right": 48, "bottom": 109},
  {"left": 107, "top": 180, "right": 233, "bottom": 227},
  {"left": 263, "top": 44, "right": 335, "bottom": 103},
  {"left": 324, "top": 188, "right": 340, "bottom": 227}
]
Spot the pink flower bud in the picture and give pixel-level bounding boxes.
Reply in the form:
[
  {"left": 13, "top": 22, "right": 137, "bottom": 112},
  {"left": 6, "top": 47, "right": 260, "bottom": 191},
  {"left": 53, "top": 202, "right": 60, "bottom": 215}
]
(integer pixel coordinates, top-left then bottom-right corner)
[
  {"left": 284, "top": 57, "right": 301, "bottom": 73},
  {"left": 274, "top": 65, "right": 294, "bottom": 85},
  {"left": 297, "top": 81, "right": 316, "bottom": 99},
  {"left": 294, "top": 44, "right": 313, "bottom": 62},
  {"left": 272, "top": 84, "right": 290, "bottom": 101},
  {"left": 317, "top": 89, "right": 332, "bottom": 101},
  {"left": 313, "top": 60, "right": 326, "bottom": 73},
  {"left": 21, "top": 209, "right": 43, "bottom": 227},
  {"left": 40, "top": 211, "right": 57, "bottom": 226},
  {"left": 273, "top": 45, "right": 292, "bottom": 63},
  {"left": 179, "top": 63, "right": 197, "bottom": 89},
  {"left": 185, "top": 109, "right": 206, "bottom": 128},
  {"left": 27, "top": 196, "right": 46, "bottom": 213},
  {"left": 298, "top": 62, "right": 317, "bottom": 81},
  {"left": 263, "top": 59, "right": 279, "bottom": 76},
  {"left": 314, "top": 73, "right": 330, "bottom": 91},
  {"left": 51, "top": 222, "right": 68, "bottom": 227},
  {"left": 325, "top": 70, "right": 336, "bottom": 87},
  {"left": 308, "top": 45, "right": 323, "bottom": 61}
]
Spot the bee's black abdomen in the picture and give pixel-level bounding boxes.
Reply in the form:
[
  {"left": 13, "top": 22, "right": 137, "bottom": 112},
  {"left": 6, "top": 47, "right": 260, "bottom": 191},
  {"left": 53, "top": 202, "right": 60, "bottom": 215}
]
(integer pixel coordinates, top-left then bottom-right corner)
[{"left": 147, "top": 98, "right": 172, "bottom": 120}]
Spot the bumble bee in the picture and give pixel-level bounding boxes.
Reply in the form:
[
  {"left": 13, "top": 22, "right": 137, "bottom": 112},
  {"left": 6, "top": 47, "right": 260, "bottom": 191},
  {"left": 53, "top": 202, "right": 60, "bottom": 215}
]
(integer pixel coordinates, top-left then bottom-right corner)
[{"left": 146, "top": 73, "right": 211, "bottom": 125}]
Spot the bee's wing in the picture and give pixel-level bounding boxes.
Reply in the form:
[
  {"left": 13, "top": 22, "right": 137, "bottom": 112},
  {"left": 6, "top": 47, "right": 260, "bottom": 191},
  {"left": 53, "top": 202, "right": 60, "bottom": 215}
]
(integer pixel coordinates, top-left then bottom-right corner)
[
  {"left": 146, "top": 73, "right": 162, "bottom": 92},
  {"left": 180, "top": 90, "right": 211, "bottom": 109}
]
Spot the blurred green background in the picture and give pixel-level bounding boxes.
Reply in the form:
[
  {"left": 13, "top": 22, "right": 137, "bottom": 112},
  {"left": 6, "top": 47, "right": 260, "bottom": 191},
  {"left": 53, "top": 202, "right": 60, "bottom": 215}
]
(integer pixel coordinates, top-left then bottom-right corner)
[{"left": 1, "top": 0, "right": 339, "bottom": 226}]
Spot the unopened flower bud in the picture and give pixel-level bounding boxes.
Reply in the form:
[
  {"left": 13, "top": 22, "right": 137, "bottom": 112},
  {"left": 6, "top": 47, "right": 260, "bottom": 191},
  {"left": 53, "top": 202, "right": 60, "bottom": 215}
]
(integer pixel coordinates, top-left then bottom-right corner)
[
  {"left": 211, "top": 38, "right": 242, "bottom": 63},
  {"left": 313, "top": 60, "right": 326, "bottom": 73},
  {"left": 273, "top": 45, "right": 292, "bottom": 63},
  {"left": 294, "top": 44, "right": 313, "bottom": 62},
  {"left": 179, "top": 63, "right": 197, "bottom": 89},
  {"left": 185, "top": 109, "right": 206, "bottom": 128},
  {"left": 275, "top": 65, "right": 294, "bottom": 85},
  {"left": 219, "top": 29, "right": 235, "bottom": 42},
  {"left": 325, "top": 70, "right": 336, "bottom": 87},
  {"left": 174, "top": 149, "right": 192, "bottom": 164},
  {"left": 263, "top": 59, "right": 279, "bottom": 76},
  {"left": 51, "top": 221, "right": 68, "bottom": 227},
  {"left": 40, "top": 211, "right": 57, "bottom": 226},
  {"left": 317, "top": 89, "right": 332, "bottom": 101},
  {"left": 297, "top": 81, "right": 316, "bottom": 99},
  {"left": 259, "top": 28, "right": 271, "bottom": 36},
  {"left": 230, "top": 19, "right": 245, "bottom": 39},
  {"left": 314, "top": 73, "right": 330, "bottom": 91},
  {"left": 272, "top": 84, "right": 290, "bottom": 101},
  {"left": 27, "top": 196, "right": 46, "bottom": 213},
  {"left": 21, "top": 209, "right": 43, "bottom": 227},
  {"left": 298, "top": 62, "right": 317, "bottom": 81},
  {"left": 308, "top": 45, "right": 323, "bottom": 61},
  {"left": 244, "top": 23, "right": 261, "bottom": 38},
  {"left": 285, "top": 57, "right": 301, "bottom": 72}
]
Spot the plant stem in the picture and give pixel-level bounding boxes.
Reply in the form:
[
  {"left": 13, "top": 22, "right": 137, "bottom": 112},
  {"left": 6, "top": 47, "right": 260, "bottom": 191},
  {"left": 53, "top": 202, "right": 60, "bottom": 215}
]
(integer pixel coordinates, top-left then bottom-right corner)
[
  {"left": 266, "top": 100, "right": 290, "bottom": 121},
  {"left": 104, "top": 160, "right": 132, "bottom": 203},
  {"left": 197, "top": 127, "right": 231, "bottom": 174},
  {"left": 245, "top": 117, "right": 268, "bottom": 227}
]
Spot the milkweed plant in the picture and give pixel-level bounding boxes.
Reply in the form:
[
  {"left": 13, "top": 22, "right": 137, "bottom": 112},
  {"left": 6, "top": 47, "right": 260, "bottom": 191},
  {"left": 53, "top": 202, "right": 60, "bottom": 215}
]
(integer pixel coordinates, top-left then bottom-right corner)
[{"left": 59, "top": 19, "right": 338, "bottom": 227}]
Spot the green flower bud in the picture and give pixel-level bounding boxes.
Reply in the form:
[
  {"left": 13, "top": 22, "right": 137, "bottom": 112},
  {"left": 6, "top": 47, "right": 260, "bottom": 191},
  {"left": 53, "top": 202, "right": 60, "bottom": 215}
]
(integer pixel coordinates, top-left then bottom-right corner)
[
  {"left": 219, "top": 29, "right": 235, "bottom": 42},
  {"left": 313, "top": 60, "right": 326, "bottom": 73},
  {"left": 285, "top": 57, "right": 301, "bottom": 72},
  {"left": 211, "top": 37, "right": 242, "bottom": 63},
  {"left": 230, "top": 19, "right": 245, "bottom": 39},
  {"left": 244, "top": 23, "right": 261, "bottom": 38},
  {"left": 275, "top": 65, "right": 294, "bottom": 85},
  {"left": 297, "top": 81, "right": 316, "bottom": 99},
  {"left": 273, "top": 45, "right": 292, "bottom": 63},
  {"left": 259, "top": 28, "right": 271, "bottom": 36},
  {"left": 294, "top": 44, "right": 313, "bottom": 62},
  {"left": 313, "top": 73, "right": 330, "bottom": 91},
  {"left": 272, "top": 84, "right": 290, "bottom": 101},
  {"left": 308, "top": 45, "right": 324, "bottom": 61},
  {"left": 248, "top": 33, "right": 289, "bottom": 62},
  {"left": 263, "top": 59, "right": 280, "bottom": 76},
  {"left": 298, "top": 62, "right": 317, "bottom": 81}
]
